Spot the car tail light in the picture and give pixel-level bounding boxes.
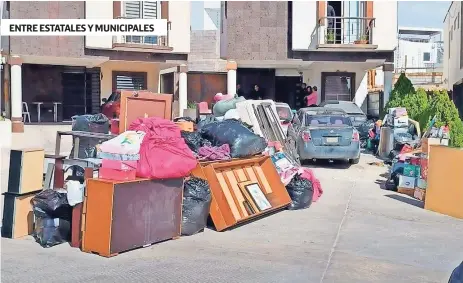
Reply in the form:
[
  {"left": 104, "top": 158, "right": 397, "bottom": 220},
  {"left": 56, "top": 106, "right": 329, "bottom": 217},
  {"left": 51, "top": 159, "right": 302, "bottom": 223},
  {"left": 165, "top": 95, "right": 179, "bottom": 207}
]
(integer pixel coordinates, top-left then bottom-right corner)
[
  {"left": 352, "top": 131, "right": 359, "bottom": 141},
  {"left": 302, "top": 131, "right": 311, "bottom": 142}
]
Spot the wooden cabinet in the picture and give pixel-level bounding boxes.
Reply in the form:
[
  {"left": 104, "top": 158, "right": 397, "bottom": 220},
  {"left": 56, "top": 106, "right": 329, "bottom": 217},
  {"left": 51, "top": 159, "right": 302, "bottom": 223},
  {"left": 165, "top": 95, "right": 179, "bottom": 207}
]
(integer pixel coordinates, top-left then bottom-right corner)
[
  {"left": 192, "top": 156, "right": 291, "bottom": 231},
  {"left": 8, "top": 149, "right": 44, "bottom": 194},
  {"left": 1, "top": 191, "right": 39, "bottom": 239},
  {"left": 82, "top": 178, "right": 183, "bottom": 257},
  {"left": 119, "top": 91, "right": 173, "bottom": 133}
]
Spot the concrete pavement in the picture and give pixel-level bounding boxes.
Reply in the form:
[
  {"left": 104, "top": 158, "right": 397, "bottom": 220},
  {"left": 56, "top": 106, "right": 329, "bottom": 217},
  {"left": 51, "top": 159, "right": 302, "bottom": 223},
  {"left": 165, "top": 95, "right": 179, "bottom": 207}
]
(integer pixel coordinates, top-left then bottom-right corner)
[{"left": 1, "top": 153, "right": 462, "bottom": 282}]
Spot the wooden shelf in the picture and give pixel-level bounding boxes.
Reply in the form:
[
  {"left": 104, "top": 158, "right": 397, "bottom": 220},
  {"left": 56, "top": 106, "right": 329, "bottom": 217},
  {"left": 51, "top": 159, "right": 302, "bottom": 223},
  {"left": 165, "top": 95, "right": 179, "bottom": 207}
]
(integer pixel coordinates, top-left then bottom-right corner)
[{"left": 192, "top": 155, "right": 291, "bottom": 231}]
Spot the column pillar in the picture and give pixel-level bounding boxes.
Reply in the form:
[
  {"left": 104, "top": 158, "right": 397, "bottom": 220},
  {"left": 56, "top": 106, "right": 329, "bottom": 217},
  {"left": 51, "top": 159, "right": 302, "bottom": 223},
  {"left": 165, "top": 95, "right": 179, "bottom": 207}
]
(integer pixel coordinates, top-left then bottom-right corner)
[
  {"left": 227, "top": 60, "right": 237, "bottom": 96},
  {"left": 9, "top": 55, "right": 23, "bottom": 133},
  {"left": 383, "top": 63, "right": 394, "bottom": 108},
  {"left": 177, "top": 64, "right": 188, "bottom": 117}
]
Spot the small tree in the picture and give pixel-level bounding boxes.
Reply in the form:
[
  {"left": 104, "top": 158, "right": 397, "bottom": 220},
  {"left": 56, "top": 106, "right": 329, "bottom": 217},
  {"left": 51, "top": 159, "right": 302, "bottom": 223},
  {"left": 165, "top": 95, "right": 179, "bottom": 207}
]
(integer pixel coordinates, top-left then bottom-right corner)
[
  {"left": 420, "top": 90, "right": 463, "bottom": 147},
  {"left": 382, "top": 73, "right": 416, "bottom": 116}
]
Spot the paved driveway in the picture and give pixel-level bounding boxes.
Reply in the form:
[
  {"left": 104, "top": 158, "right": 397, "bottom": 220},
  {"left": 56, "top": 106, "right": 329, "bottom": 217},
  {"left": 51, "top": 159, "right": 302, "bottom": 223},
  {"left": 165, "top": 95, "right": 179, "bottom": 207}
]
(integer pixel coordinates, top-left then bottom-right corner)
[{"left": 1, "top": 154, "right": 462, "bottom": 282}]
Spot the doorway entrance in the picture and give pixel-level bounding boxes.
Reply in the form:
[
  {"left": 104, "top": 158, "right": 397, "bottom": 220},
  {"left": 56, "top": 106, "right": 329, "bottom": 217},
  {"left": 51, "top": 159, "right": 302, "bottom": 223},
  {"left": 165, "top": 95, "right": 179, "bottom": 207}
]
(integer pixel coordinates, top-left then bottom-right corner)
[
  {"left": 327, "top": 1, "right": 367, "bottom": 44},
  {"left": 275, "top": 76, "right": 301, "bottom": 109},
  {"left": 321, "top": 72, "right": 356, "bottom": 102}
]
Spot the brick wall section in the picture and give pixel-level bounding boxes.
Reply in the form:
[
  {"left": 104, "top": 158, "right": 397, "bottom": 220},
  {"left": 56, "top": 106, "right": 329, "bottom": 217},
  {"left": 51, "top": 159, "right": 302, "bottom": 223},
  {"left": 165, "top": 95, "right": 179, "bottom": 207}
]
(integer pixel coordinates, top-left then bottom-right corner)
[
  {"left": 9, "top": 1, "right": 85, "bottom": 58},
  {"left": 188, "top": 30, "right": 226, "bottom": 72},
  {"left": 223, "top": 1, "right": 288, "bottom": 61}
]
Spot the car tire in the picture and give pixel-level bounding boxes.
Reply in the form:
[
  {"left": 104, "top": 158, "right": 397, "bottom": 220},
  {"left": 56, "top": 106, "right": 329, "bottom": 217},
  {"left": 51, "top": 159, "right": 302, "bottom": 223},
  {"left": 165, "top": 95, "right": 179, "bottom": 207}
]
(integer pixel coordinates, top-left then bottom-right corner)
[{"left": 349, "top": 157, "right": 360, "bottom": 164}]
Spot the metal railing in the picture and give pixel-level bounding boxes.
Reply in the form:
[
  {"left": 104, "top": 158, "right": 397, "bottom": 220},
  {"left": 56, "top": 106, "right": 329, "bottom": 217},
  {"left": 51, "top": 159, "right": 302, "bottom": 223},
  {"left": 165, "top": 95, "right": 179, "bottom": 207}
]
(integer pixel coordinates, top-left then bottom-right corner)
[
  {"left": 112, "top": 17, "right": 170, "bottom": 47},
  {"left": 318, "top": 17, "right": 375, "bottom": 45}
]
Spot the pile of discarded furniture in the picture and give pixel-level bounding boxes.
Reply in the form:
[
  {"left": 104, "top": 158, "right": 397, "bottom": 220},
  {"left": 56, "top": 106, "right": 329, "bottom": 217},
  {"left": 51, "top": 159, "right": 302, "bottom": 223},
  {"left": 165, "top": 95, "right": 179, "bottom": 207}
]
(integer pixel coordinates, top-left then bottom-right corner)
[{"left": 2, "top": 92, "right": 322, "bottom": 257}]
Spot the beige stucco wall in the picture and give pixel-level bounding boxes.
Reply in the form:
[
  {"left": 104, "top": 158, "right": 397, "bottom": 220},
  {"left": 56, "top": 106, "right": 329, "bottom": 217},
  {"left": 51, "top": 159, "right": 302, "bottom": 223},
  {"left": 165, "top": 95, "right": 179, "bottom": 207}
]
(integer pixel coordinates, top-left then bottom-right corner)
[{"left": 99, "top": 61, "right": 161, "bottom": 99}]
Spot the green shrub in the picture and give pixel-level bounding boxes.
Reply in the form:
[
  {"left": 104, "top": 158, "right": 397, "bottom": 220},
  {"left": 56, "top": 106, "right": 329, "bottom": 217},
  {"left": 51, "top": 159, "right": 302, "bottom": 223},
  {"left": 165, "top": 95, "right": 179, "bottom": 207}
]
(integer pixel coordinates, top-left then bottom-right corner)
[
  {"left": 382, "top": 73, "right": 416, "bottom": 117},
  {"left": 420, "top": 90, "right": 463, "bottom": 147}
]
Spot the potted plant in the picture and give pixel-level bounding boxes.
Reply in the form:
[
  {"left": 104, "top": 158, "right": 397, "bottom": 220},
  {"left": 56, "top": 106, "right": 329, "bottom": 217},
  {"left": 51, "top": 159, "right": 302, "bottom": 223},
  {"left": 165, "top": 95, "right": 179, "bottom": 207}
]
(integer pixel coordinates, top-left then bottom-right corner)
[
  {"left": 182, "top": 101, "right": 198, "bottom": 120},
  {"left": 326, "top": 31, "right": 335, "bottom": 44},
  {"left": 354, "top": 34, "right": 369, "bottom": 44}
]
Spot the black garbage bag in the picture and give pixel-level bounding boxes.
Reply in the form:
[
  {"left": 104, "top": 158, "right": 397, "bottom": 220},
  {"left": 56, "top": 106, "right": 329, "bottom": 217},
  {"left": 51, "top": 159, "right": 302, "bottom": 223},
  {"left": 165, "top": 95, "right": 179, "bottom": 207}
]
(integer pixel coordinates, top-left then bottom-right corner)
[
  {"left": 285, "top": 173, "right": 314, "bottom": 210},
  {"left": 197, "top": 115, "right": 217, "bottom": 130},
  {"left": 33, "top": 216, "right": 71, "bottom": 248},
  {"left": 30, "top": 189, "right": 72, "bottom": 220},
  {"left": 71, "top": 114, "right": 110, "bottom": 158},
  {"left": 394, "top": 132, "right": 414, "bottom": 144},
  {"left": 200, "top": 119, "right": 267, "bottom": 158},
  {"left": 181, "top": 177, "right": 212, "bottom": 236},
  {"left": 449, "top": 261, "right": 463, "bottom": 283},
  {"left": 181, "top": 131, "right": 212, "bottom": 153},
  {"left": 358, "top": 119, "right": 375, "bottom": 140}
]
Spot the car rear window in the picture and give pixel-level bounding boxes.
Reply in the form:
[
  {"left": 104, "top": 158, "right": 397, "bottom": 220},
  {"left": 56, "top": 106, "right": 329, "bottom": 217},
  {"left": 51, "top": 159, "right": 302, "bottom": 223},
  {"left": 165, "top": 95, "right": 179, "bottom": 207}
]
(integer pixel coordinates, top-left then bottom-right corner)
[
  {"left": 276, "top": 106, "right": 292, "bottom": 120},
  {"left": 324, "top": 103, "right": 363, "bottom": 115},
  {"left": 305, "top": 115, "right": 352, "bottom": 126}
]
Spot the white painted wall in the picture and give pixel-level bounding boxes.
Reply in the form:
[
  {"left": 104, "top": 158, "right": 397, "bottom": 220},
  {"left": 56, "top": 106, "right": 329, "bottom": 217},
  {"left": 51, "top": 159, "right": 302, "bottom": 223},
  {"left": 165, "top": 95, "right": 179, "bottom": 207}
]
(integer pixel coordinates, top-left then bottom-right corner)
[
  {"left": 372, "top": 1, "right": 398, "bottom": 51},
  {"left": 292, "top": 1, "right": 397, "bottom": 51},
  {"left": 169, "top": 1, "right": 191, "bottom": 53},
  {"left": 85, "top": 1, "right": 113, "bottom": 49},
  {"left": 396, "top": 39, "right": 437, "bottom": 72},
  {"left": 443, "top": 1, "right": 463, "bottom": 89},
  {"left": 292, "top": 1, "right": 317, "bottom": 50}
]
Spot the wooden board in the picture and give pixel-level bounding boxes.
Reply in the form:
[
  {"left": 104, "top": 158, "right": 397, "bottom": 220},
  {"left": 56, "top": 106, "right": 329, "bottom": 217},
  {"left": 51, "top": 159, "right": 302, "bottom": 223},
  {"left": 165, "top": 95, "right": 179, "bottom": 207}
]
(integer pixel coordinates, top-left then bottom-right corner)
[
  {"left": 119, "top": 91, "right": 173, "bottom": 133},
  {"left": 1, "top": 191, "right": 39, "bottom": 239},
  {"left": 425, "top": 146, "right": 463, "bottom": 218}
]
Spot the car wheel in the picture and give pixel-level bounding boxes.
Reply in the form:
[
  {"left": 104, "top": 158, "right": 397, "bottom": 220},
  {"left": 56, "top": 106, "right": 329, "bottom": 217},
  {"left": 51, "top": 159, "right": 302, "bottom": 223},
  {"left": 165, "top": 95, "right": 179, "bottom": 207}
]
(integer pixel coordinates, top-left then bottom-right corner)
[{"left": 349, "top": 157, "right": 360, "bottom": 164}]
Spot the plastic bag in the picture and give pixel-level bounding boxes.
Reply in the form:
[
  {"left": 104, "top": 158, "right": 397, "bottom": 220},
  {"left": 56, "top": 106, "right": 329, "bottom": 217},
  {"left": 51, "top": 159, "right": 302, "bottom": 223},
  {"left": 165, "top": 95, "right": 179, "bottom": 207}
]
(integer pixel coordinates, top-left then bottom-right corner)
[
  {"left": 99, "top": 131, "right": 145, "bottom": 155},
  {"left": 30, "top": 189, "right": 72, "bottom": 220},
  {"left": 181, "top": 131, "right": 211, "bottom": 153},
  {"left": 449, "top": 261, "right": 463, "bottom": 283},
  {"left": 174, "top": 117, "right": 196, "bottom": 123},
  {"left": 358, "top": 120, "right": 375, "bottom": 140},
  {"left": 213, "top": 96, "right": 246, "bottom": 117},
  {"left": 197, "top": 115, "right": 217, "bottom": 130},
  {"left": 394, "top": 132, "right": 414, "bottom": 143},
  {"left": 200, "top": 119, "right": 267, "bottom": 158},
  {"left": 71, "top": 114, "right": 110, "bottom": 158},
  {"left": 285, "top": 173, "right": 314, "bottom": 210},
  {"left": 129, "top": 117, "right": 197, "bottom": 179},
  {"left": 71, "top": 113, "right": 110, "bottom": 133},
  {"left": 65, "top": 180, "right": 85, "bottom": 206},
  {"left": 181, "top": 177, "right": 212, "bottom": 236},
  {"left": 33, "top": 217, "right": 71, "bottom": 248}
]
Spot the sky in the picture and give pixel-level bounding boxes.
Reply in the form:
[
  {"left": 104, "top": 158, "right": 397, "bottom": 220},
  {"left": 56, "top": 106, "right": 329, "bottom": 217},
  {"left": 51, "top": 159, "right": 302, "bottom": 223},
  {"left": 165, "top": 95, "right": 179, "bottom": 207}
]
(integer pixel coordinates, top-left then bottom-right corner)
[{"left": 398, "top": 1, "right": 450, "bottom": 29}]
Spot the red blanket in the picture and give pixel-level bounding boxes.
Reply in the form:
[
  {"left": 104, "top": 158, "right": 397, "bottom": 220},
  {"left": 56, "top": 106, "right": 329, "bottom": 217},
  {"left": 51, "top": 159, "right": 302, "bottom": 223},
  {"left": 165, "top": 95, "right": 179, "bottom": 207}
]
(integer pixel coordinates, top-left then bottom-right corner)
[{"left": 299, "top": 168, "right": 323, "bottom": 202}]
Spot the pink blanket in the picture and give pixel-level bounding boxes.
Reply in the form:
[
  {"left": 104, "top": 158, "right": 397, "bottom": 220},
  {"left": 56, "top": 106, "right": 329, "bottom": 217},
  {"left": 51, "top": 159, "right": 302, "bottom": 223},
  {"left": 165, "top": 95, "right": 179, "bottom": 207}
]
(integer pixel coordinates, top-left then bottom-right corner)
[{"left": 298, "top": 167, "right": 323, "bottom": 202}]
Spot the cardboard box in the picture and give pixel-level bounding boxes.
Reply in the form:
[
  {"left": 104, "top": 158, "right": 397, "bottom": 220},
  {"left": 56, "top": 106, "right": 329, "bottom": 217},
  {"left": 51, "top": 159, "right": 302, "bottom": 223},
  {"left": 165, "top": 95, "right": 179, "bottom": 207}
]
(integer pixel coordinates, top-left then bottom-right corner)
[
  {"left": 414, "top": 187, "right": 426, "bottom": 202},
  {"left": 416, "top": 178, "right": 427, "bottom": 189},
  {"left": 398, "top": 187, "right": 415, "bottom": 197},
  {"left": 398, "top": 175, "right": 416, "bottom": 189},
  {"left": 393, "top": 116, "right": 409, "bottom": 127},
  {"left": 403, "top": 164, "right": 420, "bottom": 177},
  {"left": 422, "top": 138, "right": 443, "bottom": 154},
  {"left": 99, "top": 167, "right": 137, "bottom": 181}
]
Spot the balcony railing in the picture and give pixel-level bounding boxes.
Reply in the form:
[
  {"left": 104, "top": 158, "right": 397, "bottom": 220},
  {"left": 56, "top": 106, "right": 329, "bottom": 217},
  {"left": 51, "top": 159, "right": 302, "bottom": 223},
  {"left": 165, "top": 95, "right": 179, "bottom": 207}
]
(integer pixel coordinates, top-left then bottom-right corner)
[
  {"left": 316, "top": 17, "right": 376, "bottom": 47},
  {"left": 112, "top": 17, "right": 171, "bottom": 50}
]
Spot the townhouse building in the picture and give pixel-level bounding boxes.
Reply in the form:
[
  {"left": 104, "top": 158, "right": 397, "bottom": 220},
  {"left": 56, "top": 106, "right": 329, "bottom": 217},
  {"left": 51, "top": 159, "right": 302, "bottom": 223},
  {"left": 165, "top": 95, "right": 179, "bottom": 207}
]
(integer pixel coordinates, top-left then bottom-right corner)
[
  {"left": 219, "top": 1, "right": 397, "bottom": 111},
  {"left": 1, "top": 1, "right": 190, "bottom": 134},
  {"left": 443, "top": 1, "right": 463, "bottom": 117}
]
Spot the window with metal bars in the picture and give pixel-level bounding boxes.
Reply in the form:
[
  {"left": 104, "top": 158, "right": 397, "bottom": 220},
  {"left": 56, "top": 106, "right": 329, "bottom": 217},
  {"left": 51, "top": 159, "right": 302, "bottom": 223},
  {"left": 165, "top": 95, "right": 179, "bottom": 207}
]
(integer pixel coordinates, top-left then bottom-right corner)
[
  {"left": 123, "top": 1, "right": 160, "bottom": 44},
  {"left": 112, "top": 71, "right": 147, "bottom": 91}
]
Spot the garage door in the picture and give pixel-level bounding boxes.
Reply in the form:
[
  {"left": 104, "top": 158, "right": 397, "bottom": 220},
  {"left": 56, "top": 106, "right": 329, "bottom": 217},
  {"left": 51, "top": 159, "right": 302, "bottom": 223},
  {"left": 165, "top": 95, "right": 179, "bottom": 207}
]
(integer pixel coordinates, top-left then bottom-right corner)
[{"left": 322, "top": 73, "right": 355, "bottom": 101}]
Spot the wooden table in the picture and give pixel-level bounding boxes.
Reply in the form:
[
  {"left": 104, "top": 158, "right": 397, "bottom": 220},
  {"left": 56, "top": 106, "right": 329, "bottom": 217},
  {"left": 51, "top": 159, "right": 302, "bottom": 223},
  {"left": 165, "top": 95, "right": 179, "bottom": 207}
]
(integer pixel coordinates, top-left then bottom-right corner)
[{"left": 55, "top": 131, "right": 115, "bottom": 159}]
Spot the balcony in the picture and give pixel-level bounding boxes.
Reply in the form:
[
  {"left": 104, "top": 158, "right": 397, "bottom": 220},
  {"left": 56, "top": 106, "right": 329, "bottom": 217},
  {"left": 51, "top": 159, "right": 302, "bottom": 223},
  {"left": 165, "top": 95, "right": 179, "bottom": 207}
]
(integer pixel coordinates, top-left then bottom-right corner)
[
  {"left": 314, "top": 17, "right": 378, "bottom": 50},
  {"left": 112, "top": 18, "right": 172, "bottom": 53}
]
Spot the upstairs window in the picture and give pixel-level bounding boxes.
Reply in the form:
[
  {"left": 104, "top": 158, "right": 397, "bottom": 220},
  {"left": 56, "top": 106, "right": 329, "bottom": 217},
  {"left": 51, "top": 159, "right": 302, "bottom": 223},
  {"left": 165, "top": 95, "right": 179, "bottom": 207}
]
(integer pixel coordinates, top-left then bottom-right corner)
[
  {"left": 423, "top": 52, "right": 431, "bottom": 62},
  {"left": 123, "top": 1, "right": 160, "bottom": 44}
]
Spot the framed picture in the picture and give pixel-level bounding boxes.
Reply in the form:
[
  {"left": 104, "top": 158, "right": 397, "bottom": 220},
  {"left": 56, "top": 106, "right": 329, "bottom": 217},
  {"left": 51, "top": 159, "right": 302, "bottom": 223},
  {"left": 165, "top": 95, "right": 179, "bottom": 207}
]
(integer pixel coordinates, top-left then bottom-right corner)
[{"left": 239, "top": 181, "right": 272, "bottom": 211}]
